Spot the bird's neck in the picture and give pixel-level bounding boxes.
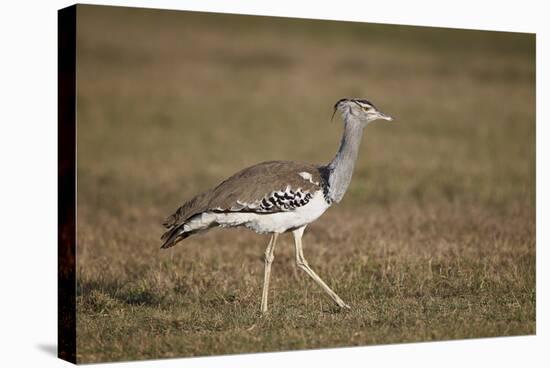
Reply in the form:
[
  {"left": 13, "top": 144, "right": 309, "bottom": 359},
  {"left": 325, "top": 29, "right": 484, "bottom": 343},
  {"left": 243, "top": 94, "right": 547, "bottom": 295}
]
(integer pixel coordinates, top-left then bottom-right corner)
[{"left": 326, "top": 116, "right": 365, "bottom": 203}]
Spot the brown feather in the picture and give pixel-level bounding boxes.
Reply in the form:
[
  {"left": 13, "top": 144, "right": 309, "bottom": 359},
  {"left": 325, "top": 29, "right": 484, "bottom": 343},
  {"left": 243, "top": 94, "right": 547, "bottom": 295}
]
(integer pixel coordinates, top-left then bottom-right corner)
[{"left": 162, "top": 160, "right": 324, "bottom": 232}]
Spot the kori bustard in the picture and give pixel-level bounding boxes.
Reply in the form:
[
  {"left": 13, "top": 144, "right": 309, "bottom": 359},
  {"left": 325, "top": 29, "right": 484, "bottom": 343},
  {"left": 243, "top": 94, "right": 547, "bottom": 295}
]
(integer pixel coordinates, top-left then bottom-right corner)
[{"left": 161, "top": 98, "right": 393, "bottom": 313}]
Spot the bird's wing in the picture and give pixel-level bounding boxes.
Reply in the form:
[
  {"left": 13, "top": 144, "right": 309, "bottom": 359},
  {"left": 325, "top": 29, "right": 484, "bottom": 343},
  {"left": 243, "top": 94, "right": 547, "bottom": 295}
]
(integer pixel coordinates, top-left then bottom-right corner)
[{"left": 162, "top": 160, "right": 326, "bottom": 229}]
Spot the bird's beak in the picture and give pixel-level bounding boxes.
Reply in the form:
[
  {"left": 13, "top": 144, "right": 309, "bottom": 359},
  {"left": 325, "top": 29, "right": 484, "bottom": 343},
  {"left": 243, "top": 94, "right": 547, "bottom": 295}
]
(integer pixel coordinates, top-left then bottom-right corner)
[{"left": 377, "top": 111, "right": 394, "bottom": 121}]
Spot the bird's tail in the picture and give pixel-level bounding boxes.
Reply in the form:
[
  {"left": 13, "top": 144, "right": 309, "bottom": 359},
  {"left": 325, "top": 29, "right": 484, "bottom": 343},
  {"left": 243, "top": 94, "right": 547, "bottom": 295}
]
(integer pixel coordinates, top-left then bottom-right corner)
[
  {"left": 160, "top": 212, "right": 216, "bottom": 249},
  {"left": 160, "top": 224, "right": 192, "bottom": 249}
]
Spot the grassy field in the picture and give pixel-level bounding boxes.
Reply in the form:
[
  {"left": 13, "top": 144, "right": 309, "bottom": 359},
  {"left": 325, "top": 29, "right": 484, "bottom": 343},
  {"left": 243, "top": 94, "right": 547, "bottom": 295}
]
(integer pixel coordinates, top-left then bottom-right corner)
[{"left": 75, "top": 5, "right": 536, "bottom": 363}]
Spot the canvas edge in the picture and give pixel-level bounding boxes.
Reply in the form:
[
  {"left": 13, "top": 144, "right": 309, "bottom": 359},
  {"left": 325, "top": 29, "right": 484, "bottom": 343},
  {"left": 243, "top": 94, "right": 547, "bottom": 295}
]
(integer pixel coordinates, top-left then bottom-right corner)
[{"left": 58, "top": 4, "right": 77, "bottom": 365}]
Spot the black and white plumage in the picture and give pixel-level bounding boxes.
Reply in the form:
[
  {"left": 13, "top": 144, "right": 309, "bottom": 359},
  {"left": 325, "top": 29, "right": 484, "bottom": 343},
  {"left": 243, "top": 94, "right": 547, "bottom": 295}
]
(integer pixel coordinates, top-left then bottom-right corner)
[
  {"left": 258, "top": 187, "right": 314, "bottom": 212},
  {"left": 161, "top": 161, "right": 328, "bottom": 246},
  {"left": 161, "top": 98, "right": 393, "bottom": 313}
]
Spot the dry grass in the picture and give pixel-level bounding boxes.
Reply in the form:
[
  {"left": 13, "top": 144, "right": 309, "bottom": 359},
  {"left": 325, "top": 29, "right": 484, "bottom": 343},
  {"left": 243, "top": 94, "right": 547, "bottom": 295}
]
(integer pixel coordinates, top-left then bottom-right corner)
[{"left": 75, "top": 5, "right": 535, "bottom": 363}]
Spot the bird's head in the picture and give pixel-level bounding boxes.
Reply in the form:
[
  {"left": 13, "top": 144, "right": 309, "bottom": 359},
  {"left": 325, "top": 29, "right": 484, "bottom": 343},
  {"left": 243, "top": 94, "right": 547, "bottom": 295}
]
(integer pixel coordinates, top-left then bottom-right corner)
[{"left": 332, "top": 98, "right": 393, "bottom": 125}]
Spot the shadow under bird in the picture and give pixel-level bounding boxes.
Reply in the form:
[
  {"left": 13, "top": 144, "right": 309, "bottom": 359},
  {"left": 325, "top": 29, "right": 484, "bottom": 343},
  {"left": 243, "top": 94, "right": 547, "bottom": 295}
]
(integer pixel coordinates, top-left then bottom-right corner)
[{"left": 161, "top": 98, "right": 393, "bottom": 313}]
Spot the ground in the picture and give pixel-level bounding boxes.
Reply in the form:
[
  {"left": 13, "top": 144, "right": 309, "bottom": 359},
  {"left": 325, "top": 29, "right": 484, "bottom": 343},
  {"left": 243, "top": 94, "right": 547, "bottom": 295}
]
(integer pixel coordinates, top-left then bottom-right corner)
[{"left": 75, "top": 5, "right": 535, "bottom": 363}]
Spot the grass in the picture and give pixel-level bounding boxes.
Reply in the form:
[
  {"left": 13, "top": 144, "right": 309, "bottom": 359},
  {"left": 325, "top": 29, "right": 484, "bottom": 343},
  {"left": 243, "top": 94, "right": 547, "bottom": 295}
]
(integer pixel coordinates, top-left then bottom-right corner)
[{"left": 74, "top": 5, "right": 535, "bottom": 363}]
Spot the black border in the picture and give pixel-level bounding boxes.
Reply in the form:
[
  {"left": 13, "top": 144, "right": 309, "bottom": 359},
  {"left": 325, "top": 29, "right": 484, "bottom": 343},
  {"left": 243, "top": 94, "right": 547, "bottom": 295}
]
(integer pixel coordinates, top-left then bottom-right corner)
[{"left": 58, "top": 4, "right": 77, "bottom": 364}]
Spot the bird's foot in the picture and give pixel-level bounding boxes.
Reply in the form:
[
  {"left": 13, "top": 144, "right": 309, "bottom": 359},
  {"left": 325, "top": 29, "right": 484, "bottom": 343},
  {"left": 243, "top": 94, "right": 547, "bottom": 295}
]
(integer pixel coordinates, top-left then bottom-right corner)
[
  {"left": 336, "top": 300, "right": 351, "bottom": 310},
  {"left": 324, "top": 303, "right": 351, "bottom": 314},
  {"left": 260, "top": 306, "right": 270, "bottom": 317}
]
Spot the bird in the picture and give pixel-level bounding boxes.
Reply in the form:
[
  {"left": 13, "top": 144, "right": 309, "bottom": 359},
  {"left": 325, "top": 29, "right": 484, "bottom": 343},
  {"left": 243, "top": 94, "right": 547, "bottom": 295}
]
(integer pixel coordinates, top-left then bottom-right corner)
[{"left": 161, "top": 98, "right": 393, "bottom": 313}]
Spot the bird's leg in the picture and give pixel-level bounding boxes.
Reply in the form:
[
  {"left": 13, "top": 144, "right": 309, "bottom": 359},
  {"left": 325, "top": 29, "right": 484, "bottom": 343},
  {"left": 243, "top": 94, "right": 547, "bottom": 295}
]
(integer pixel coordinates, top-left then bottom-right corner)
[
  {"left": 261, "top": 233, "right": 279, "bottom": 314},
  {"left": 292, "top": 226, "right": 351, "bottom": 310}
]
